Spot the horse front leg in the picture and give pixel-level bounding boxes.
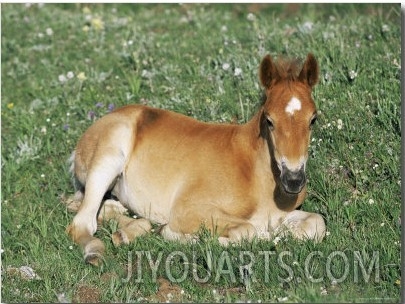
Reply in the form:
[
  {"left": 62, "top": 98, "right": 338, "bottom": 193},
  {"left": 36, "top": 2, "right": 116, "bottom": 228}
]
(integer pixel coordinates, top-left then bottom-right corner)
[
  {"left": 277, "top": 210, "right": 326, "bottom": 242},
  {"left": 163, "top": 200, "right": 257, "bottom": 245}
]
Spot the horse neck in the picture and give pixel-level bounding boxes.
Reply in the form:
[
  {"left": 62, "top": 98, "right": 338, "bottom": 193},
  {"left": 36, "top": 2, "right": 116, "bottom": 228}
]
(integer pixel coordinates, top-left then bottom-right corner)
[
  {"left": 243, "top": 108, "right": 274, "bottom": 167},
  {"left": 244, "top": 106, "right": 266, "bottom": 142}
]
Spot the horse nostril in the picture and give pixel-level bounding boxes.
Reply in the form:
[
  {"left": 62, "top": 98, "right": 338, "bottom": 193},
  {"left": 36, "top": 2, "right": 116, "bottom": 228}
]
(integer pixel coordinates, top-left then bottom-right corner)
[{"left": 280, "top": 165, "right": 306, "bottom": 194}]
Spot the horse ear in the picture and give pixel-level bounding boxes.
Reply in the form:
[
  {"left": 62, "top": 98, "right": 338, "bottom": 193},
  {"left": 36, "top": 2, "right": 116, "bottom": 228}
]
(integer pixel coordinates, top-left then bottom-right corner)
[
  {"left": 259, "top": 54, "right": 277, "bottom": 89},
  {"left": 298, "top": 53, "right": 319, "bottom": 87}
]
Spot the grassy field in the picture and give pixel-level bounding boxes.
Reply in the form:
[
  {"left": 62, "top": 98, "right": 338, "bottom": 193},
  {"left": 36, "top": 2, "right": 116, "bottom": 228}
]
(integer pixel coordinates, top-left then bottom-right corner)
[{"left": 1, "top": 3, "right": 401, "bottom": 303}]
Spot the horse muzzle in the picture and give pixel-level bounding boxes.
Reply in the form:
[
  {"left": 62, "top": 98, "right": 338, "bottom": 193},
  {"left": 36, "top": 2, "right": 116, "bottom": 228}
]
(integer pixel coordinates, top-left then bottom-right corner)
[{"left": 280, "top": 163, "right": 306, "bottom": 194}]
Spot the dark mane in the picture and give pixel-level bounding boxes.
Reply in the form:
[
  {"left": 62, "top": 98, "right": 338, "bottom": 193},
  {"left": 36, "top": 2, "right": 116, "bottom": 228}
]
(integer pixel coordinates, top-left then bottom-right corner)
[
  {"left": 274, "top": 56, "right": 302, "bottom": 82},
  {"left": 259, "top": 56, "right": 304, "bottom": 105}
]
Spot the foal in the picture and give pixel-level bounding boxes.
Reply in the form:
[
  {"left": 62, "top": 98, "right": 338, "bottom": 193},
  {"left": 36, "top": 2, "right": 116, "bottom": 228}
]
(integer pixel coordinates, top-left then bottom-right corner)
[{"left": 66, "top": 53, "right": 325, "bottom": 265}]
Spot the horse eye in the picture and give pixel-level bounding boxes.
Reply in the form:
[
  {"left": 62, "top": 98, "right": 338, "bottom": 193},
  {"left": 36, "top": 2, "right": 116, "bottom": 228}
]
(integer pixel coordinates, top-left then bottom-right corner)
[
  {"left": 310, "top": 115, "right": 317, "bottom": 128},
  {"left": 266, "top": 117, "right": 274, "bottom": 130}
]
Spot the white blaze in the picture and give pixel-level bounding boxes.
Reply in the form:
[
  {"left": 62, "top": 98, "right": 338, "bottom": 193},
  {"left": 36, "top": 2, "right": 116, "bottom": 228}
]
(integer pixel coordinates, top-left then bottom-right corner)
[{"left": 285, "top": 97, "right": 302, "bottom": 115}]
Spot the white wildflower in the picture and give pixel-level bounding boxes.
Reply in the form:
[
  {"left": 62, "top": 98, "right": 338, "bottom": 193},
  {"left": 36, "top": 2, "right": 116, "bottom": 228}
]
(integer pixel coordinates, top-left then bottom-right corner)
[
  {"left": 324, "top": 72, "right": 332, "bottom": 82},
  {"left": 66, "top": 71, "right": 74, "bottom": 79},
  {"left": 300, "top": 21, "right": 313, "bottom": 33},
  {"left": 337, "top": 119, "right": 343, "bottom": 130},
  {"left": 58, "top": 74, "right": 67, "bottom": 83},
  {"left": 349, "top": 70, "right": 358, "bottom": 80},
  {"left": 141, "top": 69, "right": 153, "bottom": 79},
  {"left": 234, "top": 67, "right": 242, "bottom": 76},
  {"left": 222, "top": 63, "right": 230, "bottom": 70},
  {"left": 45, "top": 28, "right": 53, "bottom": 36},
  {"left": 57, "top": 293, "right": 70, "bottom": 303},
  {"left": 382, "top": 24, "right": 389, "bottom": 32},
  {"left": 273, "top": 236, "right": 281, "bottom": 245},
  {"left": 247, "top": 13, "right": 256, "bottom": 21},
  {"left": 277, "top": 296, "right": 288, "bottom": 302}
]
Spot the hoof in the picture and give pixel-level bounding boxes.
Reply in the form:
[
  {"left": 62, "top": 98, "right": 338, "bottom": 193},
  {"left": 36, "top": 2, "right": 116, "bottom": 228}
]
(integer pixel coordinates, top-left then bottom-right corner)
[
  {"left": 112, "top": 230, "right": 129, "bottom": 247},
  {"left": 84, "top": 252, "right": 104, "bottom": 266},
  {"left": 83, "top": 238, "right": 105, "bottom": 266}
]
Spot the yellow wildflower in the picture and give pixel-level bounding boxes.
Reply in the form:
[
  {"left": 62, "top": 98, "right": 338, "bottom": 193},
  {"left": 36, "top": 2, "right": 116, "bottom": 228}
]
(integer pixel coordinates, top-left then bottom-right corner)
[
  {"left": 77, "top": 72, "right": 87, "bottom": 81},
  {"left": 395, "top": 279, "right": 401, "bottom": 285},
  {"left": 82, "top": 6, "right": 91, "bottom": 14},
  {"left": 7, "top": 103, "right": 14, "bottom": 109},
  {"left": 91, "top": 17, "right": 104, "bottom": 31},
  {"left": 82, "top": 25, "right": 90, "bottom": 32}
]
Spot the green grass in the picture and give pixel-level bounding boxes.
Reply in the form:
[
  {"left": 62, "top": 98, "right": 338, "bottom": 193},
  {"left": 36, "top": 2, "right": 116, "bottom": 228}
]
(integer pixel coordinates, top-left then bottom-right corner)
[{"left": 1, "top": 3, "right": 401, "bottom": 303}]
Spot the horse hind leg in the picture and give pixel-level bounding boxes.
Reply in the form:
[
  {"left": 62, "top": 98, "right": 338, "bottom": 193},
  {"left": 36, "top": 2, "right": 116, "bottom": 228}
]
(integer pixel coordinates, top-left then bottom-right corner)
[
  {"left": 98, "top": 200, "right": 152, "bottom": 246},
  {"left": 65, "top": 189, "right": 84, "bottom": 213},
  {"left": 65, "top": 195, "right": 151, "bottom": 254},
  {"left": 112, "top": 219, "right": 152, "bottom": 246},
  {"left": 67, "top": 150, "right": 126, "bottom": 266}
]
